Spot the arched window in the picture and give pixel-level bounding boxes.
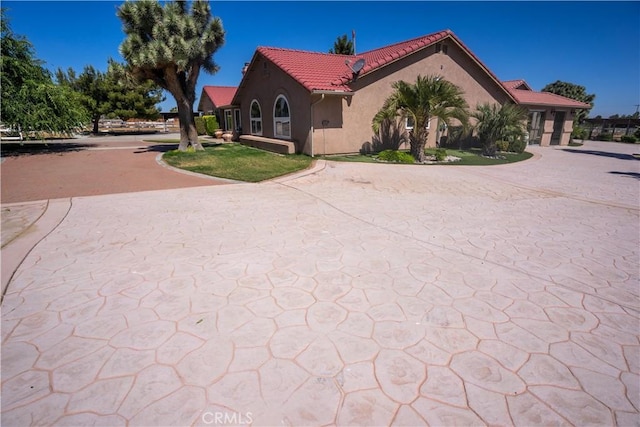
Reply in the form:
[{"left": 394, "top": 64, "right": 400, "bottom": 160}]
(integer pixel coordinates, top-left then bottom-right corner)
[
  {"left": 250, "top": 100, "right": 262, "bottom": 135},
  {"left": 273, "top": 95, "right": 291, "bottom": 139}
]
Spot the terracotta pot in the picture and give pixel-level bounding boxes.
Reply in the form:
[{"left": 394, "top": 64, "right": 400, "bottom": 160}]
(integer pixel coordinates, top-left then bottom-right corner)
[
  {"left": 222, "top": 132, "right": 233, "bottom": 142},
  {"left": 214, "top": 130, "right": 223, "bottom": 138}
]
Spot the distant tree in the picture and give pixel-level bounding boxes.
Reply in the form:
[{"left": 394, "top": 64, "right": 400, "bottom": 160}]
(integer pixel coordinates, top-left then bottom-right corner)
[
  {"left": 471, "top": 103, "right": 528, "bottom": 157},
  {"left": 372, "top": 75, "right": 469, "bottom": 163},
  {"left": 57, "top": 61, "right": 163, "bottom": 133},
  {"left": 103, "top": 61, "right": 164, "bottom": 122},
  {"left": 117, "top": 0, "right": 225, "bottom": 151},
  {"left": 329, "top": 34, "right": 354, "bottom": 55},
  {"left": 608, "top": 114, "right": 620, "bottom": 119},
  {"left": 1, "top": 10, "right": 88, "bottom": 136},
  {"left": 541, "top": 80, "right": 595, "bottom": 124},
  {"left": 170, "top": 107, "right": 178, "bottom": 113}
]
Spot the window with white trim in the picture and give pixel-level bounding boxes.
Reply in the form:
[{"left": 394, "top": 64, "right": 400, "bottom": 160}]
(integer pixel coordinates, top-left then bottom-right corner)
[
  {"left": 234, "top": 109, "right": 241, "bottom": 131},
  {"left": 273, "top": 95, "right": 291, "bottom": 139},
  {"left": 250, "top": 100, "right": 262, "bottom": 135},
  {"left": 224, "top": 110, "right": 233, "bottom": 131},
  {"left": 405, "top": 115, "right": 430, "bottom": 130}
]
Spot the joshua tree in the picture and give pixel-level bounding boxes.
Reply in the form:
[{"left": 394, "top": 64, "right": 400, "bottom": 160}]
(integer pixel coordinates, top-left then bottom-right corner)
[
  {"left": 373, "top": 75, "right": 469, "bottom": 162},
  {"left": 472, "top": 103, "right": 528, "bottom": 156},
  {"left": 117, "top": 0, "right": 225, "bottom": 151}
]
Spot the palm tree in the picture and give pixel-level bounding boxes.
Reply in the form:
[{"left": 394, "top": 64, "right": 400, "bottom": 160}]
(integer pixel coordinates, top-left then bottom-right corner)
[
  {"left": 329, "top": 35, "right": 354, "bottom": 55},
  {"left": 472, "top": 103, "right": 528, "bottom": 156},
  {"left": 117, "top": 0, "right": 225, "bottom": 151},
  {"left": 372, "top": 75, "right": 469, "bottom": 162}
]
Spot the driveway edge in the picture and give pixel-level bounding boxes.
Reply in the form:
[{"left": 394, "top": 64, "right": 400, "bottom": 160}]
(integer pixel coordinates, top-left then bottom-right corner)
[{"left": 1, "top": 198, "right": 71, "bottom": 299}]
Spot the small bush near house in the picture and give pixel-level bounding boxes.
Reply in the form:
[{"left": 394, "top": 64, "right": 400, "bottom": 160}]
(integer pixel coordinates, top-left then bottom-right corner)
[
  {"left": 620, "top": 135, "right": 638, "bottom": 143},
  {"left": 508, "top": 138, "right": 526, "bottom": 154},
  {"left": 598, "top": 132, "right": 613, "bottom": 141},
  {"left": 377, "top": 150, "right": 415, "bottom": 163},
  {"left": 194, "top": 117, "right": 206, "bottom": 135},
  {"left": 571, "top": 125, "right": 587, "bottom": 140},
  {"left": 495, "top": 140, "right": 510, "bottom": 152},
  {"left": 435, "top": 148, "right": 447, "bottom": 161},
  {"left": 202, "top": 115, "right": 219, "bottom": 136}
]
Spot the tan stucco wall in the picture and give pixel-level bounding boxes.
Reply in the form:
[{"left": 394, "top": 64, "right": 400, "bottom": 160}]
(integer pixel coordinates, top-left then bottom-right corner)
[
  {"left": 199, "top": 96, "right": 215, "bottom": 114},
  {"left": 235, "top": 55, "right": 312, "bottom": 153},
  {"left": 311, "top": 40, "right": 512, "bottom": 154}
]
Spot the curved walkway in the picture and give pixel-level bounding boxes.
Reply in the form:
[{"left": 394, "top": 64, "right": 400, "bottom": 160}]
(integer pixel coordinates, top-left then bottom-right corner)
[{"left": 1, "top": 141, "right": 638, "bottom": 426}]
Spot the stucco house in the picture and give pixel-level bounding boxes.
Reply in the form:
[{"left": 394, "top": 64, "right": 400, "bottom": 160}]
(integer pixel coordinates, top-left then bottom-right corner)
[
  {"left": 197, "top": 85, "right": 238, "bottom": 132},
  {"left": 214, "top": 29, "right": 589, "bottom": 155}
]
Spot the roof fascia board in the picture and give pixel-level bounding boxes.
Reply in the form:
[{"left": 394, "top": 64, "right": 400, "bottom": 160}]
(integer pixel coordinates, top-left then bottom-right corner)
[{"left": 311, "top": 90, "right": 354, "bottom": 95}]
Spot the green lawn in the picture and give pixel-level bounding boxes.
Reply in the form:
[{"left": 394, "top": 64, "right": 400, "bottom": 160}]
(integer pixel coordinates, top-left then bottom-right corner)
[
  {"left": 162, "top": 143, "right": 312, "bottom": 182},
  {"left": 323, "top": 148, "right": 533, "bottom": 166}
]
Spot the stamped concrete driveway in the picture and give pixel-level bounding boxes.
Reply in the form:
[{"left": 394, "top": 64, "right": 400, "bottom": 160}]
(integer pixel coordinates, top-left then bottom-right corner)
[{"left": 1, "top": 141, "right": 639, "bottom": 426}]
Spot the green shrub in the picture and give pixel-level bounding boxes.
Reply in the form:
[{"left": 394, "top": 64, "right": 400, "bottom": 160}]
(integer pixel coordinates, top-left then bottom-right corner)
[
  {"left": 194, "top": 117, "right": 206, "bottom": 135},
  {"left": 435, "top": 148, "right": 447, "bottom": 161},
  {"left": 495, "top": 140, "right": 510, "bottom": 152},
  {"left": 202, "top": 115, "right": 219, "bottom": 136},
  {"left": 634, "top": 128, "right": 640, "bottom": 139},
  {"left": 508, "top": 138, "right": 526, "bottom": 154},
  {"left": 620, "top": 135, "right": 638, "bottom": 143},
  {"left": 598, "top": 132, "right": 613, "bottom": 141},
  {"left": 377, "top": 150, "right": 415, "bottom": 163},
  {"left": 571, "top": 126, "right": 587, "bottom": 140}
]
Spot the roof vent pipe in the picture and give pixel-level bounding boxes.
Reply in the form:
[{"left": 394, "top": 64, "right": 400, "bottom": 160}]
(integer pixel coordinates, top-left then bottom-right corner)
[{"left": 242, "top": 63, "right": 250, "bottom": 75}]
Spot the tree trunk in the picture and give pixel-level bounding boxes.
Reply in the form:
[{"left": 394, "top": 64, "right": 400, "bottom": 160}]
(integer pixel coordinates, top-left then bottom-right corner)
[
  {"left": 410, "top": 129, "right": 428, "bottom": 163},
  {"left": 164, "top": 68, "right": 203, "bottom": 152},
  {"left": 176, "top": 97, "right": 203, "bottom": 151},
  {"left": 482, "top": 140, "right": 497, "bottom": 157},
  {"left": 92, "top": 115, "right": 100, "bottom": 134}
]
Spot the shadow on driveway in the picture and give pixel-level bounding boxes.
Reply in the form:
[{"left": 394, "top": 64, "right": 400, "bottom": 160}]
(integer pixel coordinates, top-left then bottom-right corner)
[
  {"left": 133, "top": 142, "right": 223, "bottom": 154},
  {"left": 561, "top": 148, "right": 639, "bottom": 161},
  {"left": 0, "top": 142, "right": 96, "bottom": 157},
  {"left": 609, "top": 171, "right": 640, "bottom": 179}
]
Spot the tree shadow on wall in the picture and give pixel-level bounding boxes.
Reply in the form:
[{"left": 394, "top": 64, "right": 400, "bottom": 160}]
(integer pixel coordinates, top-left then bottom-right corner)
[{"left": 361, "top": 118, "right": 408, "bottom": 154}]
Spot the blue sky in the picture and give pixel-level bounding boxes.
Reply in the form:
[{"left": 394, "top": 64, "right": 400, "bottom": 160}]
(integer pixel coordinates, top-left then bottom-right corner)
[{"left": 4, "top": 1, "right": 639, "bottom": 117}]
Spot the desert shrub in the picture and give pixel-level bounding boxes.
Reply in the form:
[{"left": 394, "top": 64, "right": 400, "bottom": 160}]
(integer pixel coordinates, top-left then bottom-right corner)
[
  {"left": 598, "top": 132, "right": 613, "bottom": 141},
  {"left": 508, "top": 138, "right": 526, "bottom": 154},
  {"left": 620, "top": 135, "right": 638, "bottom": 143},
  {"left": 495, "top": 140, "right": 510, "bottom": 152},
  {"left": 571, "top": 125, "right": 587, "bottom": 140},
  {"left": 435, "top": 148, "right": 447, "bottom": 161},
  {"left": 377, "top": 150, "right": 415, "bottom": 164},
  {"left": 194, "top": 117, "right": 206, "bottom": 135},
  {"left": 202, "top": 115, "right": 219, "bottom": 136}
]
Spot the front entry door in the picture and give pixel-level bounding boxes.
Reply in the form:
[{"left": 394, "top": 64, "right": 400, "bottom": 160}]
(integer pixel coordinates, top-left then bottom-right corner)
[{"left": 550, "top": 111, "right": 565, "bottom": 145}]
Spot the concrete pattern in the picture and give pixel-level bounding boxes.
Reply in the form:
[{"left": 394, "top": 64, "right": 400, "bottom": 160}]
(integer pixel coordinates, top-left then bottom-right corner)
[{"left": 1, "top": 141, "right": 639, "bottom": 426}]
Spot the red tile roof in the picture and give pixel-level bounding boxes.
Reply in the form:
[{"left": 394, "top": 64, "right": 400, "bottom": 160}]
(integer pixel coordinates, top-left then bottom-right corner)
[
  {"left": 255, "top": 29, "right": 514, "bottom": 101},
  {"left": 245, "top": 30, "right": 589, "bottom": 110},
  {"left": 202, "top": 86, "right": 237, "bottom": 107},
  {"left": 502, "top": 80, "right": 591, "bottom": 108},
  {"left": 502, "top": 79, "right": 532, "bottom": 91},
  {"left": 256, "top": 47, "right": 356, "bottom": 93}
]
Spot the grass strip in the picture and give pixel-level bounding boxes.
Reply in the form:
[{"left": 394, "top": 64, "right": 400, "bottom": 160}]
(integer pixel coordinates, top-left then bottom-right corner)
[{"left": 162, "top": 143, "right": 312, "bottom": 182}]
